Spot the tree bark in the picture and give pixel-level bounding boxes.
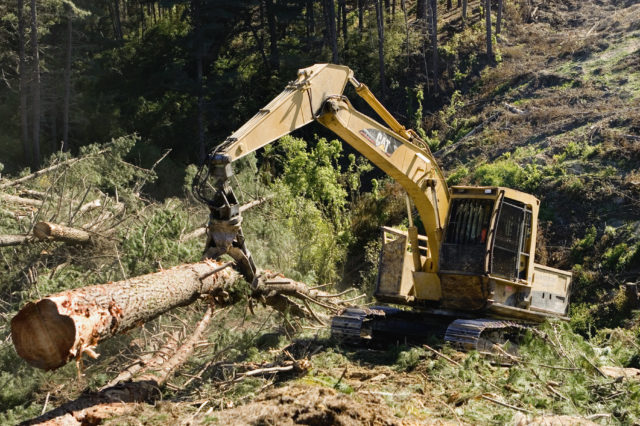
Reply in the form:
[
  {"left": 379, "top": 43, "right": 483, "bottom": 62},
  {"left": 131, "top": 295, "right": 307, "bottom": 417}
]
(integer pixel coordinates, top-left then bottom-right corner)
[
  {"left": 11, "top": 260, "right": 238, "bottom": 370},
  {"left": 485, "top": 0, "right": 493, "bottom": 60},
  {"left": 447, "top": 0, "right": 452, "bottom": 10},
  {"left": 23, "top": 381, "right": 160, "bottom": 426},
  {"left": 113, "top": 0, "right": 123, "bottom": 39},
  {"left": 358, "top": 0, "right": 365, "bottom": 34},
  {"left": 265, "top": 0, "right": 280, "bottom": 71},
  {"left": 196, "top": 49, "right": 205, "bottom": 164},
  {"left": 30, "top": 0, "right": 41, "bottom": 168},
  {"left": 248, "top": 19, "right": 270, "bottom": 71},
  {"left": 306, "top": 0, "right": 315, "bottom": 46},
  {"left": 62, "top": 11, "right": 72, "bottom": 152},
  {"left": 0, "top": 234, "right": 31, "bottom": 247},
  {"left": 49, "top": 103, "right": 57, "bottom": 153},
  {"left": 326, "top": 0, "right": 339, "bottom": 63},
  {"left": 416, "top": 0, "right": 427, "bottom": 21},
  {"left": 33, "top": 221, "right": 91, "bottom": 244},
  {"left": 429, "top": 0, "right": 438, "bottom": 94},
  {"left": 496, "top": 0, "right": 503, "bottom": 35},
  {"left": 23, "top": 306, "right": 218, "bottom": 426},
  {"left": 339, "top": 0, "right": 347, "bottom": 48},
  {"left": 375, "top": 0, "right": 385, "bottom": 97},
  {"left": 0, "top": 193, "right": 43, "bottom": 207},
  {"left": 18, "top": 0, "right": 30, "bottom": 165},
  {"left": 462, "top": 0, "right": 467, "bottom": 23},
  {"left": 336, "top": 0, "right": 341, "bottom": 39},
  {"left": 140, "top": 0, "right": 146, "bottom": 36},
  {"left": 401, "top": 0, "right": 410, "bottom": 66},
  {"left": 194, "top": 0, "right": 205, "bottom": 164},
  {"left": 19, "top": 188, "right": 47, "bottom": 199}
]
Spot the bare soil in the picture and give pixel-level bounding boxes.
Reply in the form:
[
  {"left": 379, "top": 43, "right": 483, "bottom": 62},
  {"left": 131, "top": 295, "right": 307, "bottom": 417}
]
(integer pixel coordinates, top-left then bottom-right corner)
[{"left": 194, "top": 383, "right": 428, "bottom": 425}]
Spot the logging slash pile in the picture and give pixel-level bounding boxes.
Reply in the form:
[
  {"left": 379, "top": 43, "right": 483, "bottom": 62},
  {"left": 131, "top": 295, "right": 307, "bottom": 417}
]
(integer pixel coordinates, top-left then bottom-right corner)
[{"left": 0, "top": 136, "right": 373, "bottom": 424}]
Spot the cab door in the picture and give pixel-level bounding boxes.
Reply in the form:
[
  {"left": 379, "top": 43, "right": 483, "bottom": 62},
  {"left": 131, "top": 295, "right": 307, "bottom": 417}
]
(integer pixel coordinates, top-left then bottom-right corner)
[{"left": 490, "top": 198, "right": 532, "bottom": 281}]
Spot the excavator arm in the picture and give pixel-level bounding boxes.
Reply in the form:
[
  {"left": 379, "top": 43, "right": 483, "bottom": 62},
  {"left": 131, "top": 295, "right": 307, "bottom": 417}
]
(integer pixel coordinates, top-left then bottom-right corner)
[{"left": 193, "top": 64, "right": 449, "bottom": 283}]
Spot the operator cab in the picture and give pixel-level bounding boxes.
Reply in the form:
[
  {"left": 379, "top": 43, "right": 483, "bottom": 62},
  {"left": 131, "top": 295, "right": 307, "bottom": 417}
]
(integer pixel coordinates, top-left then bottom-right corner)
[
  {"left": 440, "top": 187, "right": 534, "bottom": 283},
  {"left": 375, "top": 186, "right": 571, "bottom": 321}
]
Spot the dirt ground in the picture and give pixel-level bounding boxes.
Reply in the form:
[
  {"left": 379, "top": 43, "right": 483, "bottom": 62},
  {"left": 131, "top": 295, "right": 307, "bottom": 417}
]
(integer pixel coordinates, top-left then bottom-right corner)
[{"left": 192, "top": 383, "right": 433, "bottom": 426}]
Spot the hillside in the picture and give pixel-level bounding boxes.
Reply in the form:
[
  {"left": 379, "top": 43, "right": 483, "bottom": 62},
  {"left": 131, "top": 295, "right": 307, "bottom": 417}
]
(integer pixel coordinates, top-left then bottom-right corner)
[{"left": 1, "top": 0, "right": 639, "bottom": 424}]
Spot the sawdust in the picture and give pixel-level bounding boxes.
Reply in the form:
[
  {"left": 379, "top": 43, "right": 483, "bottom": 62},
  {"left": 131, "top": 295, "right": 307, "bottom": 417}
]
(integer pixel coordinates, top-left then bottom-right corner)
[{"left": 194, "top": 383, "right": 445, "bottom": 425}]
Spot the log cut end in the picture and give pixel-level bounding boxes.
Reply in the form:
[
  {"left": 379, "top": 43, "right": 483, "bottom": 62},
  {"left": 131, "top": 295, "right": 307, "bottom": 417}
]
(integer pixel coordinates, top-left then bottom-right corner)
[
  {"left": 11, "top": 299, "right": 76, "bottom": 370},
  {"left": 33, "top": 221, "right": 91, "bottom": 244},
  {"left": 33, "top": 221, "right": 54, "bottom": 240}
]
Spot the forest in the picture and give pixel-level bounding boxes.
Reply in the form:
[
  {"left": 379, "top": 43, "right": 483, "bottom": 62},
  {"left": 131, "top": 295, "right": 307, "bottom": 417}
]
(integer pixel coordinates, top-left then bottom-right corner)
[{"left": 1, "top": 0, "right": 640, "bottom": 424}]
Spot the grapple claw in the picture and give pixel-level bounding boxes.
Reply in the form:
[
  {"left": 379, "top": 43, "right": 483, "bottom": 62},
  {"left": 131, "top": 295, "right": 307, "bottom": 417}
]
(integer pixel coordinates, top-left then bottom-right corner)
[{"left": 198, "top": 156, "right": 257, "bottom": 283}]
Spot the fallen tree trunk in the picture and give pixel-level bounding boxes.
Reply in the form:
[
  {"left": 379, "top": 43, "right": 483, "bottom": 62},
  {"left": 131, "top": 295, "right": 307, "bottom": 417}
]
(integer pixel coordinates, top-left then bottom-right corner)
[
  {"left": 76, "top": 198, "right": 102, "bottom": 215},
  {"left": 23, "top": 305, "right": 220, "bottom": 426},
  {"left": 33, "top": 221, "right": 91, "bottom": 244},
  {"left": 180, "top": 226, "right": 207, "bottom": 242},
  {"left": 19, "top": 189, "right": 48, "bottom": 199},
  {"left": 11, "top": 260, "right": 238, "bottom": 370},
  {"left": 0, "top": 193, "right": 43, "bottom": 207},
  {"left": 0, "top": 234, "right": 31, "bottom": 247},
  {"left": 0, "top": 146, "right": 110, "bottom": 189}
]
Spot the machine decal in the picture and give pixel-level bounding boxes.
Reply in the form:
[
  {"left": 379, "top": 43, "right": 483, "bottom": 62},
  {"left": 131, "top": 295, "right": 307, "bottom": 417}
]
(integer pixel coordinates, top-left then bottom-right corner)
[{"left": 360, "top": 128, "right": 401, "bottom": 156}]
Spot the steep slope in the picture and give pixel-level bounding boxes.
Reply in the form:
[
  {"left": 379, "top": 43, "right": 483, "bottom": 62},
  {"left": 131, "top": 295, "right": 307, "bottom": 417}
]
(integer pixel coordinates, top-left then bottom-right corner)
[{"left": 433, "top": 0, "right": 640, "bottom": 331}]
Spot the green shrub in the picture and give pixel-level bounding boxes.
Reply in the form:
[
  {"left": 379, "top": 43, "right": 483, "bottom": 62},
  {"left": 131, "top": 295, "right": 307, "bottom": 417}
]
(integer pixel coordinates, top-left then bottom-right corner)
[
  {"left": 120, "top": 199, "right": 202, "bottom": 276},
  {"left": 472, "top": 157, "right": 541, "bottom": 191},
  {"left": 447, "top": 166, "right": 470, "bottom": 186},
  {"left": 394, "top": 347, "right": 426, "bottom": 372},
  {"left": 601, "top": 243, "right": 629, "bottom": 272},
  {"left": 571, "top": 225, "right": 597, "bottom": 263}
]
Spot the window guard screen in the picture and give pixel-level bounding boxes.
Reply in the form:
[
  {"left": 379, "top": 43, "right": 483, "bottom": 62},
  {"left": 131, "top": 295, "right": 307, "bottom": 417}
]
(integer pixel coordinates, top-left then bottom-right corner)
[{"left": 440, "top": 198, "right": 494, "bottom": 274}]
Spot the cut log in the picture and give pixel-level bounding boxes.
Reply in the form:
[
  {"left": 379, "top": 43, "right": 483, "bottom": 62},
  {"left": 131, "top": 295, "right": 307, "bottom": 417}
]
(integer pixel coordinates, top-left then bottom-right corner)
[
  {"left": 503, "top": 102, "right": 527, "bottom": 115},
  {"left": 0, "top": 234, "right": 31, "bottom": 247},
  {"left": 33, "top": 221, "right": 91, "bottom": 244},
  {"left": 239, "top": 196, "right": 272, "bottom": 212},
  {"left": 24, "top": 304, "right": 220, "bottom": 426},
  {"left": 181, "top": 226, "right": 207, "bottom": 242},
  {"left": 19, "top": 189, "right": 48, "bottom": 199},
  {"left": 77, "top": 199, "right": 102, "bottom": 215},
  {"left": 0, "top": 193, "right": 43, "bottom": 207},
  {"left": 11, "top": 260, "right": 238, "bottom": 370},
  {"left": 21, "top": 381, "right": 160, "bottom": 426}
]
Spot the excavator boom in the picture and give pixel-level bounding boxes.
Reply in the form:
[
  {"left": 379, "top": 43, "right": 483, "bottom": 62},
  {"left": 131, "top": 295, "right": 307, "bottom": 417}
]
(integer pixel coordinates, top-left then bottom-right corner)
[{"left": 194, "top": 64, "right": 449, "bottom": 285}]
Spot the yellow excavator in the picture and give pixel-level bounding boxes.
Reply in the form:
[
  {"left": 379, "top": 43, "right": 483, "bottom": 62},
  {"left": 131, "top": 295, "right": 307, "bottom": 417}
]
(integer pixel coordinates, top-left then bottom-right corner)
[{"left": 193, "top": 64, "right": 572, "bottom": 351}]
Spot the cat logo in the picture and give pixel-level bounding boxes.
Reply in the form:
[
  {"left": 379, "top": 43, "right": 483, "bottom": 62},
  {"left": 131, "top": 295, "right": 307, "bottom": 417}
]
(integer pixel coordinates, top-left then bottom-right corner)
[{"left": 359, "top": 128, "right": 401, "bottom": 156}]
